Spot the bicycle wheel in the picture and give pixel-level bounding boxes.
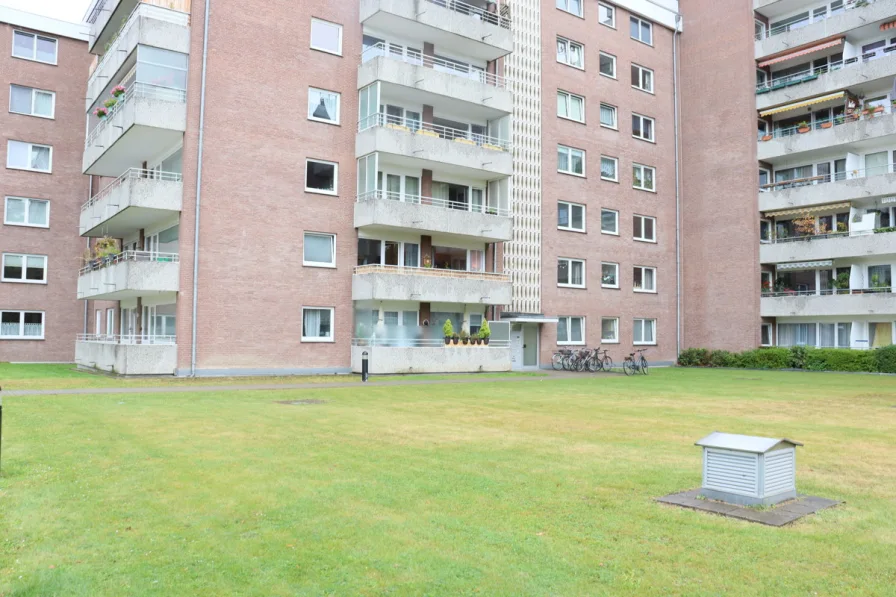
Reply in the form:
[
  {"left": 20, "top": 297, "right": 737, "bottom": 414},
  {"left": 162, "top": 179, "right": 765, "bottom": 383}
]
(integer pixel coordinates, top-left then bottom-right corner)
[
  {"left": 623, "top": 358, "right": 634, "bottom": 376},
  {"left": 552, "top": 353, "right": 564, "bottom": 371},
  {"left": 640, "top": 356, "right": 649, "bottom": 375},
  {"left": 562, "top": 356, "right": 572, "bottom": 371},
  {"left": 576, "top": 356, "right": 588, "bottom": 372},
  {"left": 603, "top": 356, "right": 614, "bottom": 372},
  {"left": 587, "top": 356, "right": 600, "bottom": 372}
]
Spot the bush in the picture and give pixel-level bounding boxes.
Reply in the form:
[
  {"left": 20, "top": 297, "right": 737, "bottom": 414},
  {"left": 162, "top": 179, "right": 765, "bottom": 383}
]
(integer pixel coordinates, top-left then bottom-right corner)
[
  {"left": 805, "top": 348, "right": 877, "bottom": 372},
  {"left": 788, "top": 345, "right": 810, "bottom": 369},
  {"left": 875, "top": 344, "right": 896, "bottom": 374},
  {"left": 678, "top": 348, "right": 710, "bottom": 367},
  {"left": 709, "top": 349, "right": 738, "bottom": 368},
  {"left": 736, "top": 348, "right": 790, "bottom": 369}
]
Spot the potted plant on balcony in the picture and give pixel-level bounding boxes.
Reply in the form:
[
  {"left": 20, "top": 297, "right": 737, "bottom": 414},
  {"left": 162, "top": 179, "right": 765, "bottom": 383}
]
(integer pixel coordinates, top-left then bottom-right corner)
[
  {"left": 796, "top": 121, "right": 810, "bottom": 133},
  {"left": 94, "top": 236, "right": 119, "bottom": 268},
  {"left": 93, "top": 106, "right": 108, "bottom": 119},
  {"left": 452, "top": 333, "right": 459, "bottom": 345},
  {"left": 761, "top": 280, "right": 772, "bottom": 294},
  {"left": 479, "top": 320, "right": 491, "bottom": 345},
  {"left": 111, "top": 85, "right": 126, "bottom": 98},
  {"left": 460, "top": 329, "right": 470, "bottom": 345},
  {"left": 103, "top": 98, "right": 118, "bottom": 110},
  {"left": 760, "top": 133, "right": 773, "bottom": 142},
  {"left": 836, "top": 221, "right": 849, "bottom": 233},
  {"left": 820, "top": 119, "right": 833, "bottom": 129},
  {"left": 870, "top": 274, "right": 884, "bottom": 291},
  {"left": 443, "top": 318, "right": 454, "bottom": 345},
  {"left": 833, "top": 272, "right": 851, "bottom": 294}
]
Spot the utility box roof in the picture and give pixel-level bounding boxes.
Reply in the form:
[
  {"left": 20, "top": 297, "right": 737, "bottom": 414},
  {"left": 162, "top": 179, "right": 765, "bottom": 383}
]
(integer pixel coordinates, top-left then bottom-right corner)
[{"left": 695, "top": 432, "right": 802, "bottom": 454}]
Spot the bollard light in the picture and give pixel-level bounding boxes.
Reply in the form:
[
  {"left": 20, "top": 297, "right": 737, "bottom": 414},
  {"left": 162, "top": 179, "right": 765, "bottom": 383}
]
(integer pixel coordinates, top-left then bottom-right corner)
[{"left": 362, "top": 351, "right": 369, "bottom": 383}]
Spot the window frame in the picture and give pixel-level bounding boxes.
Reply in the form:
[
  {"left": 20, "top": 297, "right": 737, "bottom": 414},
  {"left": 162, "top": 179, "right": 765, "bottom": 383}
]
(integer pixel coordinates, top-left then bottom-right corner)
[
  {"left": 600, "top": 316, "right": 619, "bottom": 344},
  {"left": 305, "top": 158, "right": 338, "bottom": 196},
  {"left": 2, "top": 253, "right": 47, "bottom": 284},
  {"left": 558, "top": 201, "right": 586, "bottom": 233},
  {"left": 630, "top": 16, "right": 654, "bottom": 46},
  {"left": 302, "top": 232, "right": 337, "bottom": 268},
  {"left": 557, "top": 257, "right": 586, "bottom": 289},
  {"left": 556, "top": 36, "right": 585, "bottom": 70},
  {"left": 0, "top": 309, "right": 45, "bottom": 340},
  {"left": 11, "top": 31, "right": 58, "bottom": 65},
  {"left": 301, "top": 306, "right": 335, "bottom": 343},
  {"left": 632, "top": 113, "right": 656, "bottom": 142},
  {"left": 599, "top": 51, "right": 617, "bottom": 79},
  {"left": 557, "top": 144, "right": 586, "bottom": 177},
  {"left": 4, "top": 196, "right": 49, "bottom": 228},
  {"left": 633, "top": 318, "right": 657, "bottom": 345},
  {"left": 600, "top": 155, "right": 618, "bottom": 182},
  {"left": 309, "top": 18, "right": 343, "bottom": 56},
  {"left": 599, "top": 102, "right": 618, "bottom": 130},
  {"left": 601, "top": 261, "right": 619, "bottom": 289},
  {"left": 633, "top": 265, "right": 657, "bottom": 293},
  {"left": 556, "top": 0, "right": 584, "bottom": 18},
  {"left": 631, "top": 64, "right": 654, "bottom": 94},
  {"left": 633, "top": 214, "right": 657, "bottom": 243},
  {"left": 761, "top": 323, "right": 773, "bottom": 347},
  {"left": 557, "top": 89, "right": 585, "bottom": 123},
  {"left": 633, "top": 163, "right": 656, "bottom": 192},
  {"left": 598, "top": 3, "right": 616, "bottom": 28},
  {"left": 9, "top": 84, "right": 55, "bottom": 119},
  {"left": 600, "top": 208, "right": 619, "bottom": 236},
  {"left": 557, "top": 316, "right": 586, "bottom": 346},
  {"left": 307, "top": 87, "right": 341, "bottom": 125},
  {"left": 6, "top": 140, "right": 53, "bottom": 173}
]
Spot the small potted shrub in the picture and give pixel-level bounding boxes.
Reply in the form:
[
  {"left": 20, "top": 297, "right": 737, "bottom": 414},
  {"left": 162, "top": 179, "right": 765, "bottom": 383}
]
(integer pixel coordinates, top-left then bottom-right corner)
[
  {"left": 796, "top": 121, "right": 810, "bottom": 133},
  {"left": 111, "top": 85, "right": 126, "bottom": 98},
  {"left": 479, "top": 320, "right": 491, "bottom": 345},
  {"left": 760, "top": 133, "right": 772, "bottom": 142},
  {"left": 452, "top": 333, "right": 459, "bottom": 345},
  {"left": 103, "top": 98, "right": 117, "bottom": 110},
  {"left": 460, "top": 329, "right": 470, "bottom": 345},
  {"left": 443, "top": 319, "right": 454, "bottom": 345},
  {"left": 819, "top": 119, "right": 833, "bottom": 129}
]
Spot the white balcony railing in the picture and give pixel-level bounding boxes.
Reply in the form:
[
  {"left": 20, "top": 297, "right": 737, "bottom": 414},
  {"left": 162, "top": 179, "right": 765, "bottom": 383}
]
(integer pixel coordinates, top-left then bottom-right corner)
[
  {"left": 764, "top": 231, "right": 850, "bottom": 244},
  {"left": 352, "top": 337, "right": 510, "bottom": 347},
  {"left": 353, "top": 263, "right": 510, "bottom": 282},
  {"left": 760, "top": 162, "right": 896, "bottom": 192},
  {"left": 763, "top": 287, "right": 892, "bottom": 297},
  {"left": 361, "top": 42, "right": 509, "bottom": 87},
  {"left": 81, "top": 168, "right": 182, "bottom": 212},
  {"left": 755, "top": 0, "right": 868, "bottom": 40},
  {"left": 755, "top": 46, "right": 896, "bottom": 93},
  {"left": 77, "top": 333, "right": 177, "bottom": 345},
  {"left": 359, "top": 112, "right": 511, "bottom": 152},
  {"left": 759, "top": 110, "right": 891, "bottom": 140},
  {"left": 356, "top": 190, "right": 511, "bottom": 217},
  {"left": 79, "top": 250, "right": 179, "bottom": 276},
  {"left": 425, "top": 0, "right": 511, "bottom": 29},
  {"left": 86, "top": 82, "right": 187, "bottom": 148}
]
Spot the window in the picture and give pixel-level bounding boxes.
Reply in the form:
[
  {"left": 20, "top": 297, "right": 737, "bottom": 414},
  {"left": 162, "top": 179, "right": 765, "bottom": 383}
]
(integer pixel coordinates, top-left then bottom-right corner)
[
  {"left": 601, "top": 208, "right": 618, "bottom": 235},
  {"left": 601, "top": 317, "right": 619, "bottom": 343},
  {"left": 469, "top": 313, "right": 483, "bottom": 336},
  {"left": 558, "top": 145, "right": 585, "bottom": 176},
  {"left": 7, "top": 140, "right": 52, "bottom": 173},
  {"left": 633, "top": 164, "right": 655, "bottom": 191},
  {"left": 308, "top": 88, "right": 340, "bottom": 124},
  {"left": 761, "top": 323, "right": 772, "bottom": 347},
  {"left": 558, "top": 258, "right": 585, "bottom": 288},
  {"left": 557, "top": 90, "right": 585, "bottom": 122},
  {"left": 9, "top": 85, "right": 55, "bottom": 118},
  {"left": 557, "top": 316, "right": 585, "bottom": 345},
  {"left": 95, "top": 309, "right": 101, "bottom": 336},
  {"left": 4, "top": 197, "right": 49, "bottom": 227},
  {"left": 632, "top": 114, "right": 655, "bottom": 141},
  {"left": 599, "top": 52, "right": 616, "bottom": 78},
  {"left": 630, "top": 16, "right": 653, "bottom": 45},
  {"left": 106, "top": 308, "right": 115, "bottom": 336},
  {"left": 633, "top": 266, "right": 656, "bottom": 292},
  {"left": 633, "top": 318, "right": 656, "bottom": 345},
  {"left": 2, "top": 253, "right": 47, "bottom": 283},
  {"left": 601, "top": 262, "right": 619, "bottom": 288},
  {"left": 302, "top": 307, "right": 334, "bottom": 342},
  {"left": 558, "top": 201, "right": 585, "bottom": 232},
  {"left": 12, "top": 31, "right": 57, "bottom": 64},
  {"left": 303, "top": 232, "right": 336, "bottom": 267},
  {"left": 0, "top": 310, "right": 44, "bottom": 339},
  {"left": 600, "top": 156, "right": 618, "bottom": 181},
  {"left": 556, "top": 0, "right": 583, "bottom": 18},
  {"left": 633, "top": 215, "right": 656, "bottom": 242},
  {"left": 598, "top": 3, "right": 616, "bottom": 27},
  {"left": 631, "top": 64, "right": 654, "bottom": 93},
  {"left": 310, "top": 19, "right": 342, "bottom": 55},
  {"left": 305, "top": 159, "right": 337, "bottom": 194},
  {"left": 556, "top": 37, "right": 584, "bottom": 68},
  {"left": 599, "top": 103, "right": 617, "bottom": 129}
]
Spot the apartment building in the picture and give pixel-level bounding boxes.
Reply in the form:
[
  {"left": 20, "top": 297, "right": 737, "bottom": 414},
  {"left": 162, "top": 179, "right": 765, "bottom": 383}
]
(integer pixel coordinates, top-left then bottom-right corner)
[
  {"left": 0, "top": 8, "right": 90, "bottom": 362},
  {"left": 755, "top": 0, "right": 896, "bottom": 350}
]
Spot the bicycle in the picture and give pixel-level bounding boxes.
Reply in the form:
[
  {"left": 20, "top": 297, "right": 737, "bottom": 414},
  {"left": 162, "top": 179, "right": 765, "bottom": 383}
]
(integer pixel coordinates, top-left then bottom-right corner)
[
  {"left": 552, "top": 349, "right": 572, "bottom": 371},
  {"left": 594, "top": 347, "right": 614, "bottom": 372},
  {"left": 623, "top": 348, "right": 649, "bottom": 376}
]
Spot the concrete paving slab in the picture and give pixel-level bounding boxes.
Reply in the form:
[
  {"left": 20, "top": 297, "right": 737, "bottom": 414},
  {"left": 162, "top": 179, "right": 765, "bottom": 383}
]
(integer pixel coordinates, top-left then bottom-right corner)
[{"left": 657, "top": 489, "right": 841, "bottom": 527}]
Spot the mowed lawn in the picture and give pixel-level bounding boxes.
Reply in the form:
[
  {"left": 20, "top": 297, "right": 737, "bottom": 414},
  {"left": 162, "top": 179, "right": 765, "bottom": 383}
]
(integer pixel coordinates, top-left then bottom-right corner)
[{"left": 1, "top": 368, "right": 894, "bottom": 596}]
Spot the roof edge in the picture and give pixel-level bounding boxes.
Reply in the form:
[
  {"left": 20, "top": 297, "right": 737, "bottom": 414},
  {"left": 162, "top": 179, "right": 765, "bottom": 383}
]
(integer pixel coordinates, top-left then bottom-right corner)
[{"left": 0, "top": 6, "right": 89, "bottom": 41}]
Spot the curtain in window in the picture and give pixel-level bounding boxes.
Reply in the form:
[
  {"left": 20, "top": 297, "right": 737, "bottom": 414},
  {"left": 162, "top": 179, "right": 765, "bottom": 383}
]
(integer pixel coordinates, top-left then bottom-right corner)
[
  {"left": 13, "top": 32, "right": 32, "bottom": 58},
  {"left": 601, "top": 318, "right": 617, "bottom": 340},
  {"left": 303, "top": 309, "right": 328, "bottom": 338},
  {"left": 865, "top": 151, "right": 888, "bottom": 178},
  {"left": 837, "top": 323, "right": 851, "bottom": 347},
  {"left": 871, "top": 323, "right": 893, "bottom": 348},
  {"left": 31, "top": 146, "right": 50, "bottom": 170},
  {"left": 405, "top": 177, "right": 420, "bottom": 203},
  {"left": 403, "top": 243, "right": 419, "bottom": 267},
  {"left": 601, "top": 158, "right": 615, "bottom": 179},
  {"left": 557, "top": 92, "right": 568, "bottom": 119},
  {"left": 6, "top": 198, "right": 26, "bottom": 223},
  {"left": 819, "top": 323, "right": 836, "bottom": 347},
  {"left": 36, "top": 37, "right": 55, "bottom": 63},
  {"left": 402, "top": 311, "right": 417, "bottom": 327},
  {"left": 570, "top": 317, "right": 583, "bottom": 342},
  {"left": 469, "top": 250, "right": 484, "bottom": 272},
  {"left": 556, "top": 40, "right": 567, "bottom": 63},
  {"left": 571, "top": 261, "right": 583, "bottom": 285},
  {"left": 867, "top": 265, "right": 892, "bottom": 288},
  {"left": 569, "top": 44, "right": 581, "bottom": 66},
  {"left": 432, "top": 182, "right": 449, "bottom": 202},
  {"left": 23, "top": 312, "right": 42, "bottom": 336},
  {"left": 10, "top": 86, "right": 32, "bottom": 113},
  {"left": 558, "top": 318, "right": 569, "bottom": 342},
  {"left": 557, "top": 148, "right": 569, "bottom": 172},
  {"left": 4, "top": 254, "right": 23, "bottom": 279},
  {"left": 569, "top": 97, "right": 583, "bottom": 121},
  {"left": 34, "top": 91, "right": 53, "bottom": 116},
  {"left": 778, "top": 323, "right": 816, "bottom": 347},
  {"left": 305, "top": 234, "right": 333, "bottom": 263},
  {"left": 600, "top": 104, "right": 614, "bottom": 126}
]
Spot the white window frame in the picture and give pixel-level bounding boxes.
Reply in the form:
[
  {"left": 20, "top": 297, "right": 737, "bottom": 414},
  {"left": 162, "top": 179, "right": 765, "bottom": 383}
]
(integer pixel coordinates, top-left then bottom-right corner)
[
  {"left": 601, "top": 317, "right": 619, "bottom": 344},
  {"left": 599, "top": 51, "right": 617, "bottom": 79},
  {"left": 630, "top": 16, "right": 653, "bottom": 46},
  {"left": 6, "top": 140, "right": 53, "bottom": 173},
  {"left": 11, "top": 31, "right": 57, "bottom": 65},
  {"left": 9, "top": 84, "right": 55, "bottom": 119},
  {"left": 633, "top": 318, "right": 657, "bottom": 345},
  {"left": 599, "top": 102, "right": 617, "bottom": 129},
  {"left": 95, "top": 309, "right": 102, "bottom": 336},
  {"left": 305, "top": 158, "right": 338, "bottom": 195},
  {"left": 631, "top": 64, "right": 654, "bottom": 94},
  {"left": 600, "top": 155, "right": 618, "bottom": 182},
  {"left": 633, "top": 163, "right": 656, "bottom": 192},
  {"left": 601, "top": 261, "right": 619, "bottom": 289},
  {"left": 106, "top": 308, "right": 115, "bottom": 337},
  {"left": 761, "top": 323, "right": 773, "bottom": 347},
  {"left": 310, "top": 18, "right": 343, "bottom": 56},
  {"left": 307, "top": 87, "right": 341, "bottom": 125},
  {"left": 598, "top": 3, "right": 616, "bottom": 28},
  {"left": 301, "top": 306, "right": 335, "bottom": 343},
  {"left": 556, "top": 0, "right": 584, "bottom": 18},
  {"left": 600, "top": 208, "right": 619, "bottom": 235},
  {"left": 557, "top": 90, "right": 585, "bottom": 123},
  {"left": 557, "top": 316, "right": 586, "bottom": 346},
  {"left": 557, "top": 145, "right": 585, "bottom": 177},
  {"left": 632, "top": 113, "right": 655, "bottom": 142},
  {"left": 2, "top": 253, "right": 47, "bottom": 284},
  {"left": 1, "top": 310, "right": 45, "bottom": 339},
  {"left": 302, "top": 232, "right": 337, "bottom": 268},
  {"left": 558, "top": 257, "right": 586, "bottom": 288},
  {"left": 558, "top": 201, "right": 586, "bottom": 232},
  {"left": 556, "top": 37, "right": 584, "bottom": 69},
  {"left": 633, "top": 266, "right": 657, "bottom": 293},
  {"left": 634, "top": 214, "right": 657, "bottom": 242},
  {"left": 4, "top": 196, "right": 49, "bottom": 228}
]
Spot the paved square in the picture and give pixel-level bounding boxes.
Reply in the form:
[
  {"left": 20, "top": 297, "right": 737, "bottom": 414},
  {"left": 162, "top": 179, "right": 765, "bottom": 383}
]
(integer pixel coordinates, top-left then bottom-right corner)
[{"left": 656, "top": 489, "right": 841, "bottom": 526}]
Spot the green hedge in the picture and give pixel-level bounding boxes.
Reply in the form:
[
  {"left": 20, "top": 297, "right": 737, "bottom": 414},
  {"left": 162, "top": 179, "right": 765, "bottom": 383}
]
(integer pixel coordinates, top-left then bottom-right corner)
[{"left": 679, "top": 345, "right": 894, "bottom": 373}]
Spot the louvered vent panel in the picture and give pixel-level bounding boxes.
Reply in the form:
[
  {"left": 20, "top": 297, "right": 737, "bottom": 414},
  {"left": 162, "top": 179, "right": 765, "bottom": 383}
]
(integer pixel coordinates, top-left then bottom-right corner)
[
  {"left": 764, "top": 449, "right": 795, "bottom": 495},
  {"left": 705, "top": 450, "right": 758, "bottom": 495}
]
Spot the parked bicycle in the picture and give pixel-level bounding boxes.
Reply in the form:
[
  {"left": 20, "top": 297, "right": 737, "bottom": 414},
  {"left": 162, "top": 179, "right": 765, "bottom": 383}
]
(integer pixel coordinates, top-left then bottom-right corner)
[
  {"left": 623, "top": 348, "right": 649, "bottom": 376},
  {"left": 593, "top": 347, "right": 614, "bottom": 372}
]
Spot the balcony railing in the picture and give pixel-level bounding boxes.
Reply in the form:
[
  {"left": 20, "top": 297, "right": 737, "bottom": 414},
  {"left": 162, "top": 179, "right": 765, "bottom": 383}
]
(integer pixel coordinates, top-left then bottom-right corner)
[
  {"left": 760, "top": 162, "right": 896, "bottom": 192},
  {"left": 361, "top": 42, "right": 509, "bottom": 87},
  {"left": 759, "top": 110, "right": 892, "bottom": 140},
  {"left": 764, "top": 231, "right": 850, "bottom": 243},
  {"left": 79, "top": 250, "right": 179, "bottom": 276},
  {"left": 359, "top": 112, "right": 511, "bottom": 152},
  {"left": 353, "top": 263, "right": 510, "bottom": 282},
  {"left": 424, "top": 0, "right": 511, "bottom": 29},
  {"left": 763, "top": 287, "right": 892, "bottom": 297},
  {"left": 86, "top": 82, "right": 187, "bottom": 148},
  {"left": 755, "top": 0, "right": 867, "bottom": 40},
  {"left": 81, "top": 168, "right": 182, "bottom": 212},
  {"left": 755, "top": 45, "right": 896, "bottom": 94},
  {"left": 356, "top": 190, "right": 511, "bottom": 217},
  {"left": 352, "top": 337, "right": 510, "bottom": 347},
  {"left": 77, "top": 333, "right": 177, "bottom": 345}
]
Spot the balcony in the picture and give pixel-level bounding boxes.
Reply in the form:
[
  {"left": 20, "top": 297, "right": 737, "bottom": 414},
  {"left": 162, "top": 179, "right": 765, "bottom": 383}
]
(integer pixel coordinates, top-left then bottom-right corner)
[
  {"left": 761, "top": 230, "right": 896, "bottom": 263},
  {"left": 761, "top": 289, "right": 894, "bottom": 317},
  {"left": 759, "top": 112, "right": 896, "bottom": 161},
  {"left": 358, "top": 45, "right": 512, "bottom": 115},
  {"left": 84, "top": 82, "right": 187, "bottom": 176},
  {"left": 80, "top": 169, "right": 182, "bottom": 237},
  {"left": 360, "top": 0, "right": 512, "bottom": 62},
  {"left": 350, "top": 341, "right": 511, "bottom": 374},
  {"left": 759, "top": 169, "right": 896, "bottom": 212},
  {"left": 354, "top": 190, "right": 512, "bottom": 242},
  {"left": 356, "top": 114, "right": 512, "bottom": 177},
  {"left": 86, "top": 3, "right": 190, "bottom": 108},
  {"left": 77, "top": 251, "right": 180, "bottom": 301},
  {"left": 87, "top": 0, "right": 191, "bottom": 54},
  {"left": 75, "top": 334, "right": 177, "bottom": 375},
  {"left": 352, "top": 264, "right": 512, "bottom": 304}
]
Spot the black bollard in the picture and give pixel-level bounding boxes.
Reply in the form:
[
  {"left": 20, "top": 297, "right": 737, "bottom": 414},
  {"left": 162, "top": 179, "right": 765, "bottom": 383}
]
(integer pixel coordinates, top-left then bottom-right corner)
[{"left": 361, "top": 351, "right": 369, "bottom": 382}]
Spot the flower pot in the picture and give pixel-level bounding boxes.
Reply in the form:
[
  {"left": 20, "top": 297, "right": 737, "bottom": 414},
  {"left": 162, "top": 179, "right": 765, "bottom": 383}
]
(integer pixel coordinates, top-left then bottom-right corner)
[
  {"left": 760, "top": 134, "right": 772, "bottom": 142},
  {"left": 452, "top": 337, "right": 459, "bottom": 345},
  {"left": 462, "top": 338, "right": 469, "bottom": 345},
  {"left": 484, "top": 338, "right": 490, "bottom": 345},
  {"left": 820, "top": 121, "right": 833, "bottom": 129},
  {"left": 874, "top": 106, "right": 885, "bottom": 114},
  {"left": 444, "top": 337, "right": 450, "bottom": 345},
  {"left": 797, "top": 126, "right": 810, "bottom": 134}
]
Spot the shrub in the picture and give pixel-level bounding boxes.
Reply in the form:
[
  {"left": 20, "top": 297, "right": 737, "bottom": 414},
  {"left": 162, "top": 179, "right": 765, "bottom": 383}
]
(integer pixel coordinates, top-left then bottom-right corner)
[
  {"left": 442, "top": 319, "right": 454, "bottom": 338},
  {"left": 737, "top": 348, "right": 790, "bottom": 369},
  {"left": 788, "top": 345, "right": 810, "bottom": 369},
  {"left": 678, "top": 348, "right": 710, "bottom": 367},
  {"left": 875, "top": 345, "right": 896, "bottom": 374},
  {"left": 709, "top": 350, "right": 738, "bottom": 368},
  {"left": 805, "top": 349, "right": 877, "bottom": 372}
]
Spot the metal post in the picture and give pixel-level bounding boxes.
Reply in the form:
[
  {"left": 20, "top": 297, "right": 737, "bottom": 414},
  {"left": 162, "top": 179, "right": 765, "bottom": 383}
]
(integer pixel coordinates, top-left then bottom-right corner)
[
  {"left": 0, "top": 391, "right": 3, "bottom": 476},
  {"left": 362, "top": 351, "right": 369, "bottom": 382}
]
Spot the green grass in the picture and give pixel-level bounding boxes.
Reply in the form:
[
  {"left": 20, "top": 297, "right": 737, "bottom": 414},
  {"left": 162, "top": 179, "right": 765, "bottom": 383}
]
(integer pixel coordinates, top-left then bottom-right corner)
[{"left": 1, "top": 368, "right": 895, "bottom": 596}]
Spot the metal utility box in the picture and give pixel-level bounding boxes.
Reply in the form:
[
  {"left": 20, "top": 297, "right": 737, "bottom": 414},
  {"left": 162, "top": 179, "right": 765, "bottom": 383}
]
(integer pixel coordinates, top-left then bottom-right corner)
[{"left": 695, "top": 432, "right": 802, "bottom": 507}]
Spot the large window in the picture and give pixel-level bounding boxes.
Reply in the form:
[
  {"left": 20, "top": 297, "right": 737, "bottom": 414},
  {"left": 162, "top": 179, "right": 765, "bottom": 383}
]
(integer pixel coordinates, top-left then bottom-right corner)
[
  {"left": 601, "top": 262, "right": 619, "bottom": 288},
  {"left": 557, "top": 316, "right": 585, "bottom": 345},
  {"left": 0, "top": 310, "right": 44, "bottom": 339},
  {"left": 819, "top": 322, "right": 851, "bottom": 348},
  {"left": 601, "top": 317, "right": 619, "bottom": 343},
  {"left": 631, "top": 64, "right": 654, "bottom": 93},
  {"left": 556, "top": 37, "right": 584, "bottom": 68},
  {"left": 557, "top": 90, "right": 585, "bottom": 122},
  {"left": 302, "top": 307, "right": 334, "bottom": 342},
  {"left": 630, "top": 16, "right": 653, "bottom": 45},
  {"left": 599, "top": 52, "right": 616, "bottom": 78},
  {"left": 556, "top": 0, "right": 583, "bottom": 18},
  {"left": 2, "top": 253, "right": 47, "bottom": 283},
  {"left": 633, "top": 318, "right": 656, "bottom": 345},
  {"left": 7, "top": 140, "right": 51, "bottom": 173},
  {"left": 777, "top": 323, "right": 816, "bottom": 347},
  {"left": 868, "top": 264, "right": 892, "bottom": 290},
  {"left": 633, "top": 266, "right": 656, "bottom": 292},
  {"left": 634, "top": 214, "right": 656, "bottom": 242},
  {"left": 600, "top": 156, "right": 618, "bottom": 181},
  {"left": 12, "top": 31, "right": 57, "bottom": 64},
  {"left": 136, "top": 46, "right": 188, "bottom": 91},
  {"left": 305, "top": 159, "right": 337, "bottom": 195},
  {"left": 632, "top": 114, "right": 655, "bottom": 142},
  {"left": 558, "top": 258, "right": 585, "bottom": 288},
  {"left": 558, "top": 145, "right": 585, "bottom": 176},
  {"left": 303, "top": 232, "right": 336, "bottom": 267},
  {"left": 601, "top": 208, "right": 618, "bottom": 235},
  {"left": 599, "top": 103, "right": 617, "bottom": 129},
  {"left": 558, "top": 201, "right": 585, "bottom": 232},
  {"left": 310, "top": 18, "right": 343, "bottom": 55},
  {"left": 633, "top": 164, "right": 656, "bottom": 191},
  {"left": 308, "top": 88, "right": 340, "bottom": 124},
  {"left": 598, "top": 3, "right": 616, "bottom": 27},
  {"left": 9, "top": 85, "right": 54, "bottom": 118},
  {"left": 4, "top": 197, "right": 49, "bottom": 228}
]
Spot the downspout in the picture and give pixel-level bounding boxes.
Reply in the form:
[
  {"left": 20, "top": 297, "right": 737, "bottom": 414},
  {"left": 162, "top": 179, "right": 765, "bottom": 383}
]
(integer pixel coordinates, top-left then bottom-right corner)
[
  {"left": 673, "top": 15, "right": 682, "bottom": 359},
  {"left": 84, "top": 176, "right": 93, "bottom": 334},
  {"left": 190, "top": 0, "right": 211, "bottom": 376}
]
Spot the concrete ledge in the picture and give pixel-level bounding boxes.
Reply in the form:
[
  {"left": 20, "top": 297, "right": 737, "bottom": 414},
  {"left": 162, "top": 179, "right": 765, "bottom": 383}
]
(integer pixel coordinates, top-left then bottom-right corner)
[
  {"left": 176, "top": 367, "right": 353, "bottom": 377},
  {"left": 352, "top": 344, "right": 511, "bottom": 374}
]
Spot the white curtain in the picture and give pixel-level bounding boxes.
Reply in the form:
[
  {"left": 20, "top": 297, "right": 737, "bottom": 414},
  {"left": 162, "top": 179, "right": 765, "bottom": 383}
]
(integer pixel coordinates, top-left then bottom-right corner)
[
  {"left": 558, "top": 318, "right": 569, "bottom": 343},
  {"left": 819, "top": 323, "right": 836, "bottom": 348},
  {"left": 469, "top": 250, "right": 484, "bottom": 272},
  {"left": 34, "top": 91, "right": 53, "bottom": 116},
  {"left": 570, "top": 317, "right": 583, "bottom": 342},
  {"left": 432, "top": 182, "right": 450, "bottom": 203},
  {"left": 600, "top": 104, "right": 615, "bottom": 126},
  {"left": 31, "top": 146, "right": 50, "bottom": 170},
  {"left": 304, "top": 234, "right": 333, "bottom": 264},
  {"left": 304, "top": 309, "right": 322, "bottom": 338},
  {"left": 405, "top": 176, "right": 420, "bottom": 203}
]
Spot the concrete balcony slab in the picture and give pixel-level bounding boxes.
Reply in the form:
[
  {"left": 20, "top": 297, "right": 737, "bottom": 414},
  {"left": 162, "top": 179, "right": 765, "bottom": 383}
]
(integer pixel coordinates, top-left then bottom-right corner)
[
  {"left": 761, "top": 291, "right": 895, "bottom": 317},
  {"left": 352, "top": 265, "right": 512, "bottom": 305},
  {"left": 80, "top": 169, "right": 182, "bottom": 237},
  {"left": 760, "top": 231, "right": 896, "bottom": 263},
  {"left": 76, "top": 337, "right": 177, "bottom": 375},
  {"left": 77, "top": 252, "right": 179, "bottom": 301}
]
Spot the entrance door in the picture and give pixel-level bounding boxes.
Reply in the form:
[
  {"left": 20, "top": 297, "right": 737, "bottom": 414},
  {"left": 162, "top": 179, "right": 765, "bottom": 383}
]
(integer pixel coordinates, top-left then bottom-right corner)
[
  {"left": 523, "top": 324, "right": 538, "bottom": 367},
  {"left": 511, "top": 325, "right": 523, "bottom": 369}
]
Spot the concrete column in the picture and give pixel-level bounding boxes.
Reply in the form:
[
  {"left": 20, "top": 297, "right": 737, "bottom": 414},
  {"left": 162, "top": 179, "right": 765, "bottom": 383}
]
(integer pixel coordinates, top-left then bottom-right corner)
[
  {"left": 136, "top": 297, "right": 143, "bottom": 339},
  {"left": 421, "top": 235, "right": 433, "bottom": 268},
  {"left": 422, "top": 169, "right": 433, "bottom": 204},
  {"left": 419, "top": 302, "right": 432, "bottom": 326},
  {"left": 138, "top": 228, "right": 146, "bottom": 251},
  {"left": 423, "top": 42, "right": 435, "bottom": 68}
]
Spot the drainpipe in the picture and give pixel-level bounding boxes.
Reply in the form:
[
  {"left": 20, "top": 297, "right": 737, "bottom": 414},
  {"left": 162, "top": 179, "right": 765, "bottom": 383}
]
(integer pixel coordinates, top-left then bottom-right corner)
[
  {"left": 673, "top": 14, "right": 682, "bottom": 358},
  {"left": 190, "top": 0, "right": 211, "bottom": 376},
  {"left": 84, "top": 176, "right": 93, "bottom": 334}
]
